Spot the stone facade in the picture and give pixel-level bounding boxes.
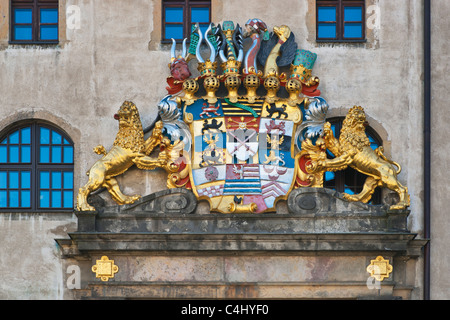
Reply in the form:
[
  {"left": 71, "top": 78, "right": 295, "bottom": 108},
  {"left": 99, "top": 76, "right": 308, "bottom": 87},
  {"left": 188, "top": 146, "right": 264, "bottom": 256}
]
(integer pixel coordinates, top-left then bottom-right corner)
[
  {"left": 0, "top": 0, "right": 447, "bottom": 300},
  {"left": 56, "top": 188, "right": 424, "bottom": 299}
]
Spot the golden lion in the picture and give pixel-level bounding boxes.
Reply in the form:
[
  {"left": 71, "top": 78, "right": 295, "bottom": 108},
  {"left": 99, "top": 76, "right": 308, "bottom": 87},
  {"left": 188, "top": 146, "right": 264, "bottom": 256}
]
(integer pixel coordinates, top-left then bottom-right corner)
[
  {"left": 76, "top": 101, "right": 178, "bottom": 211},
  {"left": 312, "top": 106, "right": 410, "bottom": 210}
]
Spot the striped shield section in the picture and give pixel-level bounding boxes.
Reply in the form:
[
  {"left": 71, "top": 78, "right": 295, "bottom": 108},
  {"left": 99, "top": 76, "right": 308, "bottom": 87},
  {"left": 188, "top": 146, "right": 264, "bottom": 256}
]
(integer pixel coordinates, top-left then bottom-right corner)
[{"left": 223, "top": 164, "right": 261, "bottom": 194}]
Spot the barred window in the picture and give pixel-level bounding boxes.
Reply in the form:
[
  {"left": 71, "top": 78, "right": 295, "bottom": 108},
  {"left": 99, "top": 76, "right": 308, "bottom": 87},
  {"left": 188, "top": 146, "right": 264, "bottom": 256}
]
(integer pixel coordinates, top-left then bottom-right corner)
[{"left": 0, "top": 121, "right": 74, "bottom": 211}]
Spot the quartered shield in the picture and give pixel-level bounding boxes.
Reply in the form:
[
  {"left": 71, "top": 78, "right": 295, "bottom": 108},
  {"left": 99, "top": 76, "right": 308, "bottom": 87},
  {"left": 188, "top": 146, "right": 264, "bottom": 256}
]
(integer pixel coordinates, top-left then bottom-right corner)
[{"left": 184, "top": 97, "right": 303, "bottom": 213}]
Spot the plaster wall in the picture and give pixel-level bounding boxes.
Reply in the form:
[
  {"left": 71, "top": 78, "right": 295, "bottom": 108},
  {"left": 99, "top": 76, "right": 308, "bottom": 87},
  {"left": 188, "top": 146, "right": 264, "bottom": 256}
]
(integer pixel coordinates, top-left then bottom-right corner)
[
  {"left": 0, "top": 213, "right": 76, "bottom": 299},
  {"left": 0, "top": 0, "right": 436, "bottom": 299},
  {"left": 429, "top": 0, "right": 450, "bottom": 300}
]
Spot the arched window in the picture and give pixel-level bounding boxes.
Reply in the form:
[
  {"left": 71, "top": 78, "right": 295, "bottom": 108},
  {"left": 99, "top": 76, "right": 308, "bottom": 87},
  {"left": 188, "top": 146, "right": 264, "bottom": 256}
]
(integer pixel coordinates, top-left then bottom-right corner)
[
  {"left": 324, "top": 117, "right": 383, "bottom": 205},
  {"left": 0, "top": 121, "right": 74, "bottom": 211}
]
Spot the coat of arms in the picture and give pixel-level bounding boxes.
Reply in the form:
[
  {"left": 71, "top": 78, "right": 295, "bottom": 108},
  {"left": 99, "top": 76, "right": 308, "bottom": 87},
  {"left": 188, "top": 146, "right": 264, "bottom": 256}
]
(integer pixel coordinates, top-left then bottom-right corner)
[{"left": 76, "top": 19, "right": 410, "bottom": 214}]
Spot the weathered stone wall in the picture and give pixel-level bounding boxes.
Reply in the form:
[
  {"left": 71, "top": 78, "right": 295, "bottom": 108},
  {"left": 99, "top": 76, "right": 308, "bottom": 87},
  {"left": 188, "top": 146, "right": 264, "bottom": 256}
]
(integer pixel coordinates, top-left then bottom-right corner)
[
  {"left": 0, "top": 0, "right": 444, "bottom": 299},
  {"left": 430, "top": 0, "right": 450, "bottom": 300},
  {"left": 0, "top": 213, "right": 76, "bottom": 299}
]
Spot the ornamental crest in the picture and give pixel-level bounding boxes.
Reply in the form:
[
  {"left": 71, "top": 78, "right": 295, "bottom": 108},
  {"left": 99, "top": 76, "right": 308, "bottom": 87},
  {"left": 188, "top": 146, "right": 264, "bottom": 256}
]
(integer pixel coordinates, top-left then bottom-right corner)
[
  {"left": 169, "top": 21, "right": 320, "bottom": 213},
  {"left": 76, "top": 19, "right": 410, "bottom": 214}
]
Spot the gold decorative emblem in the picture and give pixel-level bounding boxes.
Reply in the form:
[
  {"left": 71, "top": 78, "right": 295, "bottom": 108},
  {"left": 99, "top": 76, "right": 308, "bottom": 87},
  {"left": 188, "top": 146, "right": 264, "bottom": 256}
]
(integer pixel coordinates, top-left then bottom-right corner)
[
  {"left": 366, "top": 256, "right": 393, "bottom": 281},
  {"left": 92, "top": 256, "right": 119, "bottom": 282}
]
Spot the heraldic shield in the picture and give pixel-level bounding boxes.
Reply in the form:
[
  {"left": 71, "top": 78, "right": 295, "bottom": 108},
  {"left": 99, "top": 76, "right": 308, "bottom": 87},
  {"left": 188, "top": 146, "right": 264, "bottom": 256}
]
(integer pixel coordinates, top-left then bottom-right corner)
[{"left": 185, "top": 97, "right": 303, "bottom": 213}]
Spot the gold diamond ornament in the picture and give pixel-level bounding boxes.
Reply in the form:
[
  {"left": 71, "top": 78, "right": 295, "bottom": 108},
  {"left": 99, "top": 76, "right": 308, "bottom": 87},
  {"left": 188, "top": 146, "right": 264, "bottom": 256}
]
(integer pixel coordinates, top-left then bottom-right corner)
[
  {"left": 92, "top": 256, "right": 119, "bottom": 282},
  {"left": 366, "top": 256, "right": 393, "bottom": 281}
]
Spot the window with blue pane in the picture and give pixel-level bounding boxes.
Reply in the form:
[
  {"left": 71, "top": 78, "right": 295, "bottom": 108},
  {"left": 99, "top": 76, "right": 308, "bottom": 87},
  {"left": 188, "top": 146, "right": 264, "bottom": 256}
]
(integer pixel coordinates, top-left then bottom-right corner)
[
  {"left": 40, "top": 8, "right": 59, "bottom": 40},
  {"left": 0, "top": 121, "right": 74, "bottom": 211},
  {"left": 191, "top": 6, "right": 210, "bottom": 35},
  {"left": 316, "top": 0, "right": 365, "bottom": 41},
  {"left": 11, "top": 0, "right": 59, "bottom": 43},
  {"left": 323, "top": 117, "right": 382, "bottom": 205},
  {"left": 162, "top": 0, "right": 211, "bottom": 42}
]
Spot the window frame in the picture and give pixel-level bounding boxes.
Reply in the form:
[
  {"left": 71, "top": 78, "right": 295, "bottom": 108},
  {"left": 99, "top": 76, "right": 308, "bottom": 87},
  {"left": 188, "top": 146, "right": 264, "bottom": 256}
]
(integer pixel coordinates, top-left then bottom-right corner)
[
  {"left": 161, "top": 0, "right": 211, "bottom": 44},
  {"left": 323, "top": 117, "right": 382, "bottom": 205},
  {"left": 316, "top": 0, "right": 366, "bottom": 43},
  {"left": 0, "top": 120, "right": 74, "bottom": 212},
  {"left": 10, "top": 0, "right": 59, "bottom": 45}
]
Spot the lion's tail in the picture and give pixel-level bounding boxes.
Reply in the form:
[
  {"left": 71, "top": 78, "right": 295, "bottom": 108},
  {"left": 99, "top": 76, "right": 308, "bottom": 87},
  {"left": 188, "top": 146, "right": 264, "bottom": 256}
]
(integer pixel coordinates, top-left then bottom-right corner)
[
  {"left": 375, "top": 147, "right": 402, "bottom": 174},
  {"left": 390, "top": 160, "right": 402, "bottom": 175}
]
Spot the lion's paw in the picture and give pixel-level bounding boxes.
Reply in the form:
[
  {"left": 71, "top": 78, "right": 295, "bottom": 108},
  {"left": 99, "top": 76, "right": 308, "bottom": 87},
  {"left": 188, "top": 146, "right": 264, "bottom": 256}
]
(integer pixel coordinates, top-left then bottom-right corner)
[
  {"left": 124, "top": 195, "right": 141, "bottom": 204},
  {"left": 342, "top": 193, "right": 358, "bottom": 202}
]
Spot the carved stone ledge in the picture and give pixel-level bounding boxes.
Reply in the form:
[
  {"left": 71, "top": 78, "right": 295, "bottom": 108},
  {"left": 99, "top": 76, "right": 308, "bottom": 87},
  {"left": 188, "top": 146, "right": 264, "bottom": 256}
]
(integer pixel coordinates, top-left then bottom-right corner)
[
  {"left": 72, "top": 188, "right": 409, "bottom": 234},
  {"left": 119, "top": 188, "right": 197, "bottom": 214},
  {"left": 67, "top": 232, "right": 418, "bottom": 253},
  {"left": 59, "top": 188, "right": 427, "bottom": 301},
  {"left": 288, "top": 187, "right": 393, "bottom": 215},
  {"left": 287, "top": 187, "right": 410, "bottom": 232},
  {"left": 82, "top": 281, "right": 398, "bottom": 300}
]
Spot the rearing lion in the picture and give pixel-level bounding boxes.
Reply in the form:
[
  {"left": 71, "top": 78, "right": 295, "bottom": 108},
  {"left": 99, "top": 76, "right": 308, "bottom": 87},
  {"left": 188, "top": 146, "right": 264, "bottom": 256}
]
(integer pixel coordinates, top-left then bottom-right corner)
[
  {"left": 76, "top": 101, "right": 177, "bottom": 211},
  {"left": 312, "top": 106, "right": 410, "bottom": 210}
]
